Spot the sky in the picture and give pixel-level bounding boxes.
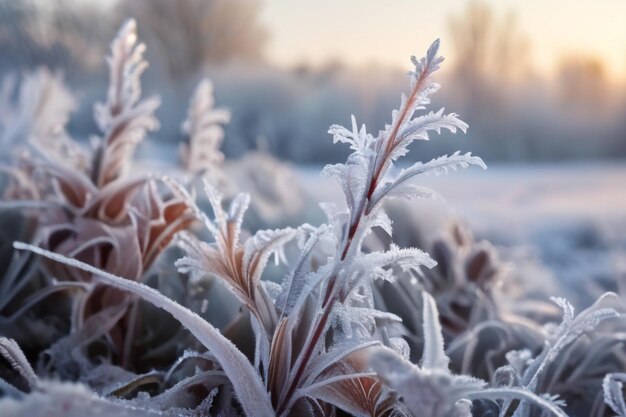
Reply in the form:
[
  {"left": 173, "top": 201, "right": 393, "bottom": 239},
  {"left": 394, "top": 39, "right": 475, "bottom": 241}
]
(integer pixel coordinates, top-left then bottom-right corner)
[{"left": 260, "top": 0, "right": 626, "bottom": 81}]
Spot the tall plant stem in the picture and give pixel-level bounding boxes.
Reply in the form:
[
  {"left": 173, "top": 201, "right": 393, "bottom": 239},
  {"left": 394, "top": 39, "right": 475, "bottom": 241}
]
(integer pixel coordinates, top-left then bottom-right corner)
[{"left": 275, "top": 68, "right": 427, "bottom": 416}]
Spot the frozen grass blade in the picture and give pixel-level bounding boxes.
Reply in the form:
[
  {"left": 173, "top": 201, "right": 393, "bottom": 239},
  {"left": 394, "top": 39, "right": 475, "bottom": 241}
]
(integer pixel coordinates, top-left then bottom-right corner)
[
  {"left": 13, "top": 241, "right": 275, "bottom": 417},
  {"left": 466, "top": 388, "right": 569, "bottom": 417},
  {"left": 420, "top": 291, "right": 449, "bottom": 370},
  {"left": 0, "top": 337, "right": 38, "bottom": 390}
]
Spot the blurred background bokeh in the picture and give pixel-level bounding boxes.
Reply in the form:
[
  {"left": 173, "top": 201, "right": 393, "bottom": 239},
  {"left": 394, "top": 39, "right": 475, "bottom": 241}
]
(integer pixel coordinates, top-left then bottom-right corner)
[
  {"left": 1, "top": 0, "right": 625, "bottom": 304},
  {"left": 1, "top": 0, "right": 624, "bottom": 163}
]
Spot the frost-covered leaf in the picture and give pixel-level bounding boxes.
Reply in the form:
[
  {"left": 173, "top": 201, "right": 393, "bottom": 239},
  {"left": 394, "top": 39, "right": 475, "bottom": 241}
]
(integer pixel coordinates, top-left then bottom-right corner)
[
  {"left": 302, "top": 372, "right": 398, "bottom": 417},
  {"left": 466, "top": 387, "right": 569, "bottom": 417},
  {"left": 0, "top": 381, "right": 162, "bottom": 417},
  {"left": 243, "top": 227, "right": 297, "bottom": 289},
  {"left": 176, "top": 181, "right": 295, "bottom": 338},
  {"left": 421, "top": 291, "right": 449, "bottom": 371},
  {"left": 13, "top": 242, "right": 275, "bottom": 417},
  {"left": 319, "top": 201, "right": 349, "bottom": 247},
  {"left": 328, "top": 115, "right": 376, "bottom": 157},
  {"left": 348, "top": 207, "right": 393, "bottom": 257},
  {"left": 370, "top": 348, "right": 485, "bottom": 417},
  {"left": 93, "top": 19, "right": 160, "bottom": 187},
  {"left": 370, "top": 152, "right": 486, "bottom": 209},
  {"left": 180, "top": 78, "right": 230, "bottom": 175},
  {"left": 604, "top": 373, "right": 626, "bottom": 417},
  {"left": 322, "top": 153, "right": 369, "bottom": 219},
  {"left": 304, "top": 340, "right": 381, "bottom": 388},
  {"left": 303, "top": 348, "right": 401, "bottom": 417},
  {"left": 0, "top": 337, "right": 38, "bottom": 390},
  {"left": 378, "top": 183, "right": 444, "bottom": 205},
  {"left": 332, "top": 304, "right": 402, "bottom": 340},
  {"left": 391, "top": 109, "right": 468, "bottom": 161},
  {"left": 357, "top": 244, "right": 436, "bottom": 283},
  {"left": 277, "top": 225, "right": 329, "bottom": 315}
]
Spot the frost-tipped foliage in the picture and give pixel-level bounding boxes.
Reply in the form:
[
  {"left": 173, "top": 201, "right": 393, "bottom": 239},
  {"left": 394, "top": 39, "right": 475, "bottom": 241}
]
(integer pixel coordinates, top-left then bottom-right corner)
[
  {"left": 176, "top": 181, "right": 296, "bottom": 335},
  {"left": 0, "top": 20, "right": 194, "bottom": 373},
  {"left": 11, "top": 243, "right": 275, "bottom": 417},
  {"left": 93, "top": 19, "right": 160, "bottom": 187},
  {"left": 489, "top": 292, "right": 623, "bottom": 417},
  {"left": 371, "top": 292, "right": 569, "bottom": 417},
  {"left": 2, "top": 22, "right": 624, "bottom": 417},
  {"left": 0, "top": 69, "right": 82, "bottom": 164},
  {"left": 604, "top": 373, "right": 626, "bottom": 417},
  {"left": 180, "top": 79, "right": 231, "bottom": 176}
]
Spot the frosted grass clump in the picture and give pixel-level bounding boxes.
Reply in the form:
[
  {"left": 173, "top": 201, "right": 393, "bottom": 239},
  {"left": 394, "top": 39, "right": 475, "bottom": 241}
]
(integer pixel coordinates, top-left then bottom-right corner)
[{"left": 0, "top": 19, "right": 625, "bottom": 417}]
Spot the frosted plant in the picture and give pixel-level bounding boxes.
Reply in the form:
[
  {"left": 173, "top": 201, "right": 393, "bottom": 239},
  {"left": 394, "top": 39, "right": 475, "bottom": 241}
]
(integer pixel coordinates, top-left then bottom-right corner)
[
  {"left": 374, "top": 221, "right": 551, "bottom": 387},
  {"left": 0, "top": 68, "right": 81, "bottom": 162},
  {"left": 180, "top": 78, "right": 231, "bottom": 177},
  {"left": 32, "top": 18, "right": 192, "bottom": 304},
  {"left": 92, "top": 19, "right": 160, "bottom": 187},
  {"left": 5, "top": 23, "right": 621, "bottom": 417},
  {"left": 175, "top": 182, "right": 297, "bottom": 342},
  {"left": 513, "top": 301, "right": 626, "bottom": 417},
  {"left": 8, "top": 40, "right": 500, "bottom": 417},
  {"left": 375, "top": 223, "right": 504, "bottom": 352},
  {"left": 604, "top": 373, "right": 626, "bottom": 417},
  {"left": 0, "top": 69, "right": 85, "bottom": 201},
  {"left": 491, "top": 292, "right": 623, "bottom": 417},
  {"left": 31, "top": 20, "right": 191, "bottom": 369},
  {"left": 372, "top": 204, "right": 626, "bottom": 414},
  {"left": 370, "top": 291, "right": 571, "bottom": 417},
  {"left": 0, "top": 20, "right": 195, "bottom": 372}
]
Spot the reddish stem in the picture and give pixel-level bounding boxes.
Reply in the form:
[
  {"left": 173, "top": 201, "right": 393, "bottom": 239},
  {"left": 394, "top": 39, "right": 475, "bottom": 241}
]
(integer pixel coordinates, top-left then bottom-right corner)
[
  {"left": 276, "top": 63, "right": 432, "bottom": 416},
  {"left": 365, "top": 68, "right": 428, "bottom": 205}
]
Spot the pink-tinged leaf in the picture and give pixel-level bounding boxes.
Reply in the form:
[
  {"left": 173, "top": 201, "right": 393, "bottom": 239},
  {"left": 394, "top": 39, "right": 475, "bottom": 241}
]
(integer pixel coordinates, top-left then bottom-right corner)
[
  {"left": 93, "top": 19, "right": 160, "bottom": 187},
  {"left": 180, "top": 78, "right": 230, "bottom": 174},
  {"left": 243, "top": 227, "right": 297, "bottom": 289}
]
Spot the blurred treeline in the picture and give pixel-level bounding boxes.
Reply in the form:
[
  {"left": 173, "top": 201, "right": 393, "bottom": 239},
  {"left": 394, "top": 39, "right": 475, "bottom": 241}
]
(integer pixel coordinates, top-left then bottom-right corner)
[{"left": 1, "top": 0, "right": 624, "bottom": 163}]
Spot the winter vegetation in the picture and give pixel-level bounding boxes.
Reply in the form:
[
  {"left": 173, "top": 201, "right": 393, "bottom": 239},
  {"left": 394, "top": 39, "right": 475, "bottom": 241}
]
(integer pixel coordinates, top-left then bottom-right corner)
[{"left": 0, "top": 15, "right": 625, "bottom": 417}]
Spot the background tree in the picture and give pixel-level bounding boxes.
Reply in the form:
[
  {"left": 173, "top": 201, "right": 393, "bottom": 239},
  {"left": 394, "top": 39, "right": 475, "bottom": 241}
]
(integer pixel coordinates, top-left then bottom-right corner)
[{"left": 118, "top": 0, "right": 268, "bottom": 79}]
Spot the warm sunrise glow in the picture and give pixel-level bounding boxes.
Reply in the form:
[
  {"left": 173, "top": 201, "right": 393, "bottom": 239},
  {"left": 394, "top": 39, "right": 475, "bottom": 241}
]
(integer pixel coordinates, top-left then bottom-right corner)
[{"left": 260, "top": 0, "right": 626, "bottom": 81}]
